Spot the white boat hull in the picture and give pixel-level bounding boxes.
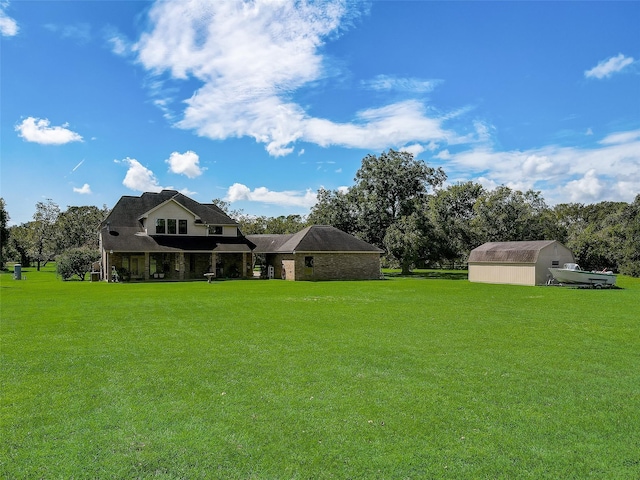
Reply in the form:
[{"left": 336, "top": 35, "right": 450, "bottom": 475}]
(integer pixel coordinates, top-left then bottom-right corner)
[{"left": 548, "top": 267, "right": 616, "bottom": 286}]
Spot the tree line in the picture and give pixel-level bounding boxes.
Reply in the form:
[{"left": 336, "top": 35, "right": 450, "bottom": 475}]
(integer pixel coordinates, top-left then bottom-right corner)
[
  {"left": 305, "top": 150, "right": 639, "bottom": 276},
  {"left": 0, "top": 199, "right": 108, "bottom": 279},
  {"left": 1, "top": 149, "right": 638, "bottom": 278}
]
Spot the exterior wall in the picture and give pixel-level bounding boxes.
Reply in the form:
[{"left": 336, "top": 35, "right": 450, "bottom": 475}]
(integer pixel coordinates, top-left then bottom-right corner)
[
  {"left": 468, "top": 263, "right": 536, "bottom": 286},
  {"left": 146, "top": 200, "right": 238, "bottom": 237},
  {"left": 281, "top": 257, "right": 296, "bottom": 280},
  {"left": 265, "top": 253, "right": 381, "bottom": 281},
  {"left": 147, "top": 201, "right": 207, "bottom": 236},
  {"left": 535, "top": 243, "right": 574, "bottom": 285},
  {"left": 294, "top": 253, "right": 381, "bottom": 281},
  {"left": 222, "top": 226, "right": 237, "bottom": 236},
  {"left": 183, "top": 253, "right": 211, "bottom": 280},
  {"left": 264, "top": 253, "right": 294, "bottom": 279}
]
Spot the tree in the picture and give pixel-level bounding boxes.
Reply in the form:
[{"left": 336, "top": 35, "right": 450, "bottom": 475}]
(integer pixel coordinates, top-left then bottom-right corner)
[
  {"left": 0, "top": 198, "right": 9, "bottom": 270},
  {"left": 350, "top": 150, "right": 446, "bottom": 248},
  {"left": 7, "top": 224, "right": 32, "bottom": 266},
  {"left": 56, "top": 247, "right": 100, "bottom": 281},
  {"left": 618, "top": 195, "right": 640, "bottom": 276},
  {"left": 55, "top": 205, "right": 109, "bottom": 251},
  {"left": 428, "top": 182, "right": 484, "bottom": 266},
  {"left": 31, "top": 199, "right": 60, "bottom": 270},
  {"left": 557, "top": 201, "right": 628, "bottom": 272},
  {"left": 308, "top": 188, "right": 357, "bottom": 235},
  {"left": 471, "top": 186, "right": 553, "bottom": 243},
  {"left": 384, "top": 212, "right": 435, "bottom": 274}
]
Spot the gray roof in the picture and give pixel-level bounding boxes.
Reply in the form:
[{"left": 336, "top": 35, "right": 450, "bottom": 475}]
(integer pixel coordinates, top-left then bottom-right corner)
[
  {"left": 468, "top": 240, "right": 558, "bottom": 264},
  {"left": 101, "top": 190, "right": 254, "bottom": 253},
  {"left": 102, "top": 190, "right": 236, "bottom": 229},
  {"left": 248, "top": 226, "right": 383, "bottom": 254}
]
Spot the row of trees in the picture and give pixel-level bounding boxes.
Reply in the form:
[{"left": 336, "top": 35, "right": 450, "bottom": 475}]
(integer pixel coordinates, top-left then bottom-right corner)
[
  {"left": 0, "top": 200, "right": 108, "bottom": 276},
  {"left": 304, "top": 150, "right": 640, "bottom": 276},
  {"left": 1, "top": 149, "right": 638, "bottom": 277}
]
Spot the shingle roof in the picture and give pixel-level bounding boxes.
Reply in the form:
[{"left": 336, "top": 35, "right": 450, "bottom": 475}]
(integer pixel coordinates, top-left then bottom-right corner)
[
  {"left": 468, "top": 240, "right": 558, "bottom": 263},
  {"left": 102, "top": 190, "right": 236, "bottom": 229},
  {"left": 100, "top": 190, "right": 253, "bottom": 253},
  {"left": 247, "top": 234, "right": 295, "bottom": 253},
  {"left": 248, "top": 226, "right": 383, "bottom": 254}
]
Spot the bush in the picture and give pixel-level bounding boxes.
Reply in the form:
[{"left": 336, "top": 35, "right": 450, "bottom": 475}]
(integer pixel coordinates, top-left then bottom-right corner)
[{"left": 56, "top": 248, "right": 99, "bottom": 281}]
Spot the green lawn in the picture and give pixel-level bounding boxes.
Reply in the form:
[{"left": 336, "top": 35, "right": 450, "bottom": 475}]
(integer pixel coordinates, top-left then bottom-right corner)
[{"left": 2, "top": 266, "right": 639, "bottom": 479}]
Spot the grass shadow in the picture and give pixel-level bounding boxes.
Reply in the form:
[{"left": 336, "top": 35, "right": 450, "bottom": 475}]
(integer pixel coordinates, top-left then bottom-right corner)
[{"left": 383, "top": 269, "right": 468, "bottom": 280}]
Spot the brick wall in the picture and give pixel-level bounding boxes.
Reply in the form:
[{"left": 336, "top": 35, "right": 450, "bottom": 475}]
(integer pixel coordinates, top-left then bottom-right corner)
[{"left": 294, "top": 253, "right": 381, "bottom": 281}]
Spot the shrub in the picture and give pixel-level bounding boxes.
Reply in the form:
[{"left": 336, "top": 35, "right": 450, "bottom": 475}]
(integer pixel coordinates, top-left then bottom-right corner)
[{"left": 56, "top": 248, "right": 99, "bottom": 281}]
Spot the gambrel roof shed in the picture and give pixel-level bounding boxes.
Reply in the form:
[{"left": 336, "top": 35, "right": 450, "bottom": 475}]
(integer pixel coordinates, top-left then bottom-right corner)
[{"left": 468, "top": 240, "right": 574, "bottom": 286}]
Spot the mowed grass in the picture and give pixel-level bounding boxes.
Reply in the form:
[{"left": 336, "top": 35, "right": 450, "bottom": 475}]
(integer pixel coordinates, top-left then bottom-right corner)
[{"left": 1, "top": 266, "right": 639, "bottom": 479}]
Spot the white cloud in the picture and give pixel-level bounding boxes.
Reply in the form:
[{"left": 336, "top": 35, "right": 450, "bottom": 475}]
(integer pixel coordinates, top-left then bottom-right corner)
[
  {"left": 442, "top": 128, "right": 640, "bottom": 204},
  {"left": 400, "top": 143, "right": 425, "bottom": 157},
  {"left": 566, "top": 170, "right": 605, "bottom": 203},
  {"left": 0, "top": 3, "right": 18, "bottom": 36},
  {"left": 165, "top": 150, "right": 204, "bottom": 178},
  {"left": 106, "top": 32, "right": 129, "bottom": 56},
  {"left": 15, "top": 117, "right": 83, "bottom": 145},
  {"left": 44, "top": 22, "right": 91, "bottom": 43},
  {"left": 118, "top": 157, "right": 164, "bottom": 192},
  {"left": 363, "top": 75, "right": 441, "bottom": 93},
  {"left": 599, "top": 129, "right": 640, "bottom": 145},
  {"left": 522, "top": 154, "right": 554, "bottom": 176},
  {"left": 133, "top": 0, "right": 460, "bottom": 157},
  {"left": 225, "top": 183, "right": 317, "bottom": 208},
  {"left": 73, "top": 183, "right": 92, "bottom": 194},
  {"left": 304, "top": 100, "right": 455, "bottom": 150},
  {"left": 585, "top": 53, "right": 635, "bottom": 79}
]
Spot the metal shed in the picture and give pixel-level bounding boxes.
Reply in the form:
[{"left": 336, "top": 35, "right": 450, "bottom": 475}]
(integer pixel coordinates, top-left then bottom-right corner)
[{"left": 468, "top": 240, "right": 574, "bottom": 286}]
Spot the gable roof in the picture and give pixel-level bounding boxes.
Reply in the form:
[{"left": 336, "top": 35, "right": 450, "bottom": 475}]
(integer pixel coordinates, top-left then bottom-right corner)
[
  {"left": 102, "top": 190, "right": 236, "bottom": 229},
  {"left": 248, "top": 226, "right": 383, "bottom": 254},
  {"left": 468, "top": 240, "right": 559, "bottom": 264},
  {"left": 100, "top": 190, "right": 254, "bottom": 253}
]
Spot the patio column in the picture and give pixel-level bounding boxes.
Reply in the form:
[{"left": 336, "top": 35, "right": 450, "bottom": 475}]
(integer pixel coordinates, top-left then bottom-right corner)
[
  {"left": 105, "top": 250, "right": 112, "bottom": 283},
  {"left": 178, "top": 252, "right": 185, "bottom": 280},
  {"left": 211, "top": 252, "right": 217, "bottom": 277},
  {"left": 144, "top": 252, "right": 150, "bottom": 281},
  {"left": 242, "top": 252, "right": 248, "bottom": 278}
]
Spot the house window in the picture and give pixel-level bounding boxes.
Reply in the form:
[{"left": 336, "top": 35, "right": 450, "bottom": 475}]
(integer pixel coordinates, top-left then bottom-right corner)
[
  {"left": 179, "top": 219, "right": 188, "bottom": 235},
  {"left": 155, "top": 219, "right": 165, "bottom": 234},
  {"left": 305, "top": 256, "right": 314, "bottom": 268},
  {"left": 209, "top": 225, "right": 223, "bottom": 235},
  {"left": 167, "top": 219, "right": 177, "bottom": 234}
]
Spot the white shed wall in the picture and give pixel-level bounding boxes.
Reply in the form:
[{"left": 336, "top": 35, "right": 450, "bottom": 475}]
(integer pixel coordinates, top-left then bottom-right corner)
[{"left": 468, "top": 264, "right": 536, "bottom": 286}]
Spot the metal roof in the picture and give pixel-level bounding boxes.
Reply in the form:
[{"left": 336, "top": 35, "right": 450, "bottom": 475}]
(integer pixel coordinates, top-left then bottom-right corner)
[{"left": 468, "top": 240, "right": 559, "bottom": 264}]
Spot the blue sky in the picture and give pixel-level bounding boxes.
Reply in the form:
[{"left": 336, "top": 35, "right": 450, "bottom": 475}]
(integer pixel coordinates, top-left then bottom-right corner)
[{"left": 1, "top": 0, "right": 639, "bottom": 225}]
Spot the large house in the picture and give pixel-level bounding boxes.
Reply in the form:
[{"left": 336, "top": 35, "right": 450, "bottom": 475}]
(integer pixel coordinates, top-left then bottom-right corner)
[
  {"left": 99, "top": 190, "right": 383, "bottom": 282},
  {"left": 99, "top": 190, "right": 255, "bottom": 282}
]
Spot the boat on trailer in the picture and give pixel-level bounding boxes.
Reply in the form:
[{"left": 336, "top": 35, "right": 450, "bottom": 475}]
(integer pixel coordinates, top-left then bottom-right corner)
[{"left": 548, "top": 263, "right": 616, "bottom": 287}]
